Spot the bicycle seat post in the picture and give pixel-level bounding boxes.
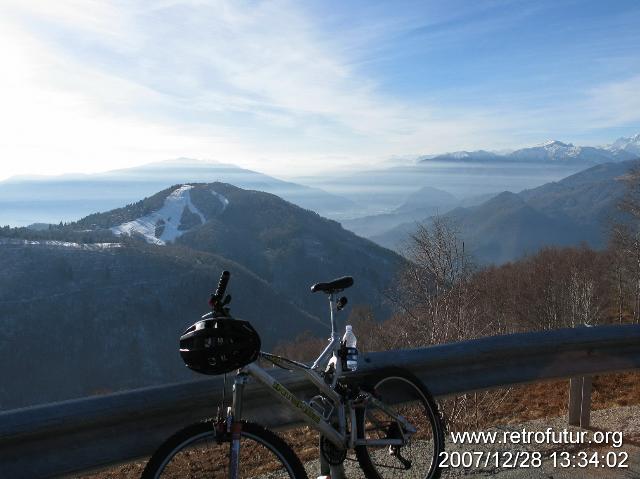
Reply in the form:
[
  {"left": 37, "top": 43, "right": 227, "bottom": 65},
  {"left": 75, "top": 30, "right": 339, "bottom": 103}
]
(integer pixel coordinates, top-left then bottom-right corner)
[
  {"left": 310, "top": 292, "right": 342, "bottom": 371},
  {"left": 328, "top": 293, "right": 339, "bottom": 342}
]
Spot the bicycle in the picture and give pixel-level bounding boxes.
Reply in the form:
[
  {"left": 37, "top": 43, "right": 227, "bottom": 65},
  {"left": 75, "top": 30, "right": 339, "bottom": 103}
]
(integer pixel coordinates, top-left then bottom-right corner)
[{"left": 142, "top": 271, "right": 445, "bottom": 479}]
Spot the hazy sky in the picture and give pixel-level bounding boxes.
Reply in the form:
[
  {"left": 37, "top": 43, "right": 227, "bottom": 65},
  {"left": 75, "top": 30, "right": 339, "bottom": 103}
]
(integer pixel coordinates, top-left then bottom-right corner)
[{"left": 1, "top": 0, "right": 639, "bottom": 180}]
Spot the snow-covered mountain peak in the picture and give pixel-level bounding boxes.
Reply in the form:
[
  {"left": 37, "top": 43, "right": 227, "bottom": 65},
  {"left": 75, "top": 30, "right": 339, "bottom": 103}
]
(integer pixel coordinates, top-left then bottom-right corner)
[
  {"left": 614, "top": 132, "right": 640, "bottom": 143},
  {"left": 509, "top": 140, "right": 584, "bottom": 161},
  {"left": 110, "top": 184, "right": 228, "bottom": 245},
  {"left": 613, "top": 133, "right": 640, "bottom": 148},
  {"left": 608, "top": 133, "right": 640, "bottom": 155},
  {"left": 421, "top": 134, "right": 640, "bottom": 166},
  {"left": 540, "top": 140, "right": 572, "bottom": 148}
]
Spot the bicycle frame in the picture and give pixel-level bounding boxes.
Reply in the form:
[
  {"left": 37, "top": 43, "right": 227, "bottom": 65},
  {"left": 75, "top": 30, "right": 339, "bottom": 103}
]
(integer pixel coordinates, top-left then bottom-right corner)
[{"left": 228, "top": 293, "right": 412, "bottom": 453}]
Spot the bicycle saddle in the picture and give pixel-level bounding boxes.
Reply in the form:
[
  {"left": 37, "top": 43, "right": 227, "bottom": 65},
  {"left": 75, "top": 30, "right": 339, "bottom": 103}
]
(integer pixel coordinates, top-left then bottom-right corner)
[{"left": 310, "top": 276, "right": 354, "bottom": 293}]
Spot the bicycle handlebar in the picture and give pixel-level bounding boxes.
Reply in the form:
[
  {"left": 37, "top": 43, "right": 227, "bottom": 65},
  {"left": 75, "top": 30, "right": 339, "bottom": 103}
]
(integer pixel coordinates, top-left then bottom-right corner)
[{"left": 214, "top": 270, "right": 230, "bottom": 302}]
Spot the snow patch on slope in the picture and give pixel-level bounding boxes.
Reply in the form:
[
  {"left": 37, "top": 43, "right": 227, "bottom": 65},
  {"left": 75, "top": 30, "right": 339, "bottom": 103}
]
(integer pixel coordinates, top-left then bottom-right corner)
[
  {"left": 0, "top": 238, "right": 122, "bottom": 250},
  {"left": 211, "top": 190, "right": 229, "bottom": 211},
  {"left": 111, "top": 185, "right": 208, "bottom": 245}
]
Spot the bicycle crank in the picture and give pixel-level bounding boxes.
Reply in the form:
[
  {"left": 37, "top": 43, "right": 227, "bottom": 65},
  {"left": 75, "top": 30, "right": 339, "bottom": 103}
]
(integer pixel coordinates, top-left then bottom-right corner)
[{"left": 320, "top": 435, "right": 347, "bottom": 466}]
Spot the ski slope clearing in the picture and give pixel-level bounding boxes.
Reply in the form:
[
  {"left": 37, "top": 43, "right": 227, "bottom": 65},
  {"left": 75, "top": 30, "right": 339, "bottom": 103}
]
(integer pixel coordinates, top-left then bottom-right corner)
[{"left": 110, "top": 185, "right": 214, "bottom": 245}]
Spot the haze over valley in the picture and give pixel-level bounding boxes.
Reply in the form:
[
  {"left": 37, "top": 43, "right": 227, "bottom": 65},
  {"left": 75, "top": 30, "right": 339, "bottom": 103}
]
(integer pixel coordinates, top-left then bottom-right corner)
[{"left": 2, "top": 132, "right": 639, "bottom": 227}]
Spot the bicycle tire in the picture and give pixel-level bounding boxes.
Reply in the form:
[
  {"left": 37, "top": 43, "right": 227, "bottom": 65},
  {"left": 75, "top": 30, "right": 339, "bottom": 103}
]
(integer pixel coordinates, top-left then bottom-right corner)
[
  {"left": 354, "top": 368, "right": 445, "bottom": 479},
  {"left": 142, "top": 420, "right": 308, "bottom": 479}
]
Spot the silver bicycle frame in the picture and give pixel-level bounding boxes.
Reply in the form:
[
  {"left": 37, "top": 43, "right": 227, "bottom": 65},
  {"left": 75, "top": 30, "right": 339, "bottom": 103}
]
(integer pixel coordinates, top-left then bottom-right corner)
[
  {"left": 229, "top": 292, "right": 412, "bottom": 450},
  {"left": 240, "top": 362, "right": 345, "bottom": 446},
  {"left": 310, "top": 293, "right": 341, "bottom": 373}
]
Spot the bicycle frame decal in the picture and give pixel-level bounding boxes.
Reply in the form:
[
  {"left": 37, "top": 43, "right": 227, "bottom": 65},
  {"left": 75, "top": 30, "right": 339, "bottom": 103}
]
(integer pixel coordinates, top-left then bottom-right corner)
[
  {"left": 245, "top": 363, "right": 345, "bottom": 447},
  {"left": 272, "top": 381, "right": 322, "bottom": 424}
]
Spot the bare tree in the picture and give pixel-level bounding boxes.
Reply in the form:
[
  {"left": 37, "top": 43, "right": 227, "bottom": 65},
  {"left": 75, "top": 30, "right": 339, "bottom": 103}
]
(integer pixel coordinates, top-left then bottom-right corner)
[
  {"left": 568, "top": 266, "right": 599, "bottom": 326},
  {"left": 609, "top": 167, "right": 640, "bottom": 323},
  {"left": 611, "top": 225, "right": 640, "bottom": 323},
  {"left": 389, "top": 216, "right": 479, "bottom": 345},
  {"left": 385, "top": 216, "right": 519, "bottom": 430}
]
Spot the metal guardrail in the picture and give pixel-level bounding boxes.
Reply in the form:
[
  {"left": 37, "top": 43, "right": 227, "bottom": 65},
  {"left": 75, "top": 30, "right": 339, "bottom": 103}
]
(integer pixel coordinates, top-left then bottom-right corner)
[{"left": 1, "top": 324, "right": 639, "bottom": 478}]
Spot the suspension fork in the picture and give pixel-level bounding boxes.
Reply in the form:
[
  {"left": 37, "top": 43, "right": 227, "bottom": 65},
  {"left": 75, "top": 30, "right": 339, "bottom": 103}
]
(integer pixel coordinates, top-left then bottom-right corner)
[{"left": 229, "top": 372, "right": 248, "bottom": 479}]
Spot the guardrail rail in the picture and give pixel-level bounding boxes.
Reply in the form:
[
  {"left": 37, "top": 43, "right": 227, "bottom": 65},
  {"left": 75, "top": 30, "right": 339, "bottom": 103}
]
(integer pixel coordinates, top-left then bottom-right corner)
[{"left": 1, "top": 324, "right": 639, "bottom": 478}]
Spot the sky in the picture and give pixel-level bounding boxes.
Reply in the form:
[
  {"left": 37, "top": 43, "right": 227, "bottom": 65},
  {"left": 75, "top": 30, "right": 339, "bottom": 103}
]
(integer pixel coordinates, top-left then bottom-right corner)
[{"left": 0, "top": 0, "right": 639, "bottom": 180}]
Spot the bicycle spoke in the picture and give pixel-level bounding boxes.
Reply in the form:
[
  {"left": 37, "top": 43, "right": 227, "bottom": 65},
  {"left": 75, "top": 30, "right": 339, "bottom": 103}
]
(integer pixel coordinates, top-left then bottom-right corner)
[
  {"left": 144, "top": 423, "right": 301, "bottom": 478},
  {"left": 355, "top": 373, "right": 444, "bottom": 479}
]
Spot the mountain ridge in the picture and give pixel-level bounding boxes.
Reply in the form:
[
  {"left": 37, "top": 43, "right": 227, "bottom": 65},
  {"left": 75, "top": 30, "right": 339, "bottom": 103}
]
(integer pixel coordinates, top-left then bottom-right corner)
[
  {"left": 419, "top": 133, "right": 640, "bottom": 164},
  {"left": 0, "top": 159, "right": 355, "bottom": 227},
  {"left": 70, "top": 182, "right": 404, "bottom": 321},
  {"left": 370, "top": 159, "right": 640, "bottom": 264}
]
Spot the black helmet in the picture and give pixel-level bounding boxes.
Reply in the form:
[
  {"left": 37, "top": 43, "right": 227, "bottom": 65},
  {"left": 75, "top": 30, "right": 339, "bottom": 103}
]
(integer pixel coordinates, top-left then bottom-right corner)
[{"left": 179, "top": 316, "right": 261, "bottom": 375}]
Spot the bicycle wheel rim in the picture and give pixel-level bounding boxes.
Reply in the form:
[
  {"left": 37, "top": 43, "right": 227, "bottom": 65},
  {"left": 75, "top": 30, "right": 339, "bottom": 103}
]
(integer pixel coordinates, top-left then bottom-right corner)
[
  {"left": 149, "top": 426, "right": 299, "bottom": 478},
  {"left": 356, "top": 374, "right": 443, "bottom": 479}
]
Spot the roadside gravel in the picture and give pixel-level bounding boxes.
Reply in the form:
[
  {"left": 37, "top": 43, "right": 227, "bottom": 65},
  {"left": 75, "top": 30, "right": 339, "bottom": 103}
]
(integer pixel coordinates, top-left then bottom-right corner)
[
  {"left": 438, "top": 405, "right": 639, "bottom": 478},
  {"left": 301, "top": 405, "right": 640, "bottom": 479}
]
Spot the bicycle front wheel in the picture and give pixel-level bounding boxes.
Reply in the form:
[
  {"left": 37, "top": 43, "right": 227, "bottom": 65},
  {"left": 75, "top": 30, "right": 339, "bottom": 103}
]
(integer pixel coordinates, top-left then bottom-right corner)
[
  {"left": 142, "top": 420, "right": 308, "bottom": 479},
  {"left": 355, "top": 369, "right": 445, "bottom": 479}
]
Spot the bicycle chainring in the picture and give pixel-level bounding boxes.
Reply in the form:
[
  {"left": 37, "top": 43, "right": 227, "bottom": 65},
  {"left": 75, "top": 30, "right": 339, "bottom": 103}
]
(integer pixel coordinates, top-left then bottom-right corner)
[{"left": 320, "top": 435, "right": 347, "bottom": 466}]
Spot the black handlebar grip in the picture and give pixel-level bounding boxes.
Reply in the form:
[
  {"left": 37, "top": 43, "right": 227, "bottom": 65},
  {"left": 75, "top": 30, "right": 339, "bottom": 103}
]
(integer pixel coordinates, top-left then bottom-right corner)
[{"left": 214, "top": 270, "right": 231, "bottom": 300}]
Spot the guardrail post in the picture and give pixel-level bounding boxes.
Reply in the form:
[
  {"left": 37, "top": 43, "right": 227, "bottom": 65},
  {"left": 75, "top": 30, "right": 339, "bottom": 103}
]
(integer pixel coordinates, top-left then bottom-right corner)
[
  {"left": 568, "top": 377, "right": 581, "bottom": 425},
  {"left": 568, "top": 376, "right": 592, "bottom": 427},
  {"left": 580, "top": 376, "right": 592, "bottom": 428}
]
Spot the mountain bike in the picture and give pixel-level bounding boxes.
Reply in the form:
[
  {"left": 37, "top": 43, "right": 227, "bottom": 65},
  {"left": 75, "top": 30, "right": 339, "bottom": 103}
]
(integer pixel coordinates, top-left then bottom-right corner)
[{"left": 142, "top": 271, "right": 445, "bottom": 479}]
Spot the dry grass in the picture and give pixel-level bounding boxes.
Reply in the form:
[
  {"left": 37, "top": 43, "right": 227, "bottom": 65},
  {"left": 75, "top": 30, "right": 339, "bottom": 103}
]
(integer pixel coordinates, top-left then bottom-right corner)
[{"left": 447, "top": 370, "right": 640, "bottom": 431}]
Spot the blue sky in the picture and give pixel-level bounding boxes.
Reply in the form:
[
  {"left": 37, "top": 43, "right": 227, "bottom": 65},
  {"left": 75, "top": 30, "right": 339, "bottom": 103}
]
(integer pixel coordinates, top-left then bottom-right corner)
[{"left": 0, "top": 0, "right": 639, "bottom": 180}]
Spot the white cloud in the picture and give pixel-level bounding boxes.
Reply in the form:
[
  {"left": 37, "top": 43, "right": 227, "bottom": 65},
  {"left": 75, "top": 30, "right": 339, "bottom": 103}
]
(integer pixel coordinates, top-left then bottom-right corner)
[
  {"left": 0, "top": 1, "right": 516, "bottom": 176},
  {"left": 585, "top": 75, "right": 640, "bottom": 126},
  {"left": 0, "top": 0, "right": 638, "bottom": 181}
]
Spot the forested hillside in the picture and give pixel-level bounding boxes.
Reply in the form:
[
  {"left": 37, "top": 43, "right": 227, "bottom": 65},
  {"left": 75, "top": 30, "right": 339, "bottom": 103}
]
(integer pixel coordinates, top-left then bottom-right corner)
[
  {"left": 0, "top": 183, "right": 404, "bottom": 409},
  {"left": 0, "top": 241, "right": 324, "bottom": 409}
]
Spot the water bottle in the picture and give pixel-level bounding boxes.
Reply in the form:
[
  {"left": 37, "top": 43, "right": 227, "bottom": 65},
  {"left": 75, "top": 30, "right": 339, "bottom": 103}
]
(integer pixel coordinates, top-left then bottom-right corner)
[{"left": 342, "top": 325, "right": 358, "bottom": 371}]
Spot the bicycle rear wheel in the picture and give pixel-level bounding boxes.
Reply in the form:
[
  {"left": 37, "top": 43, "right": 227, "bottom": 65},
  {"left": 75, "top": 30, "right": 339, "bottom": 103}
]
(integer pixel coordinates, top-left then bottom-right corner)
[
  {"left": 142, "top": 420, "right": 307, "bottom": 479},
  {"left": 355, "top": 369, "right": 444, "bottom": 479}
]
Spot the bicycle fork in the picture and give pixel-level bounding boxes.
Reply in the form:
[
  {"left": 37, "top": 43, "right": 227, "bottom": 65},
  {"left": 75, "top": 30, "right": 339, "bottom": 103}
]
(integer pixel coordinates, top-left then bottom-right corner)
[{"left": 229, "top": 372, "right": 249, "bottom": 479}]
